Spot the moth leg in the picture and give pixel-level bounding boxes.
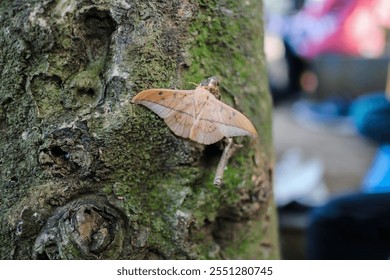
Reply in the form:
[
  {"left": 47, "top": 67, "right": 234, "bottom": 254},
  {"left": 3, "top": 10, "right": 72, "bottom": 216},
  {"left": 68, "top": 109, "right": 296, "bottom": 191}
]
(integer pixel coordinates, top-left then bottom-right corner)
[{"left": 213, "top": 138, "right": 242, "bottom": 187}]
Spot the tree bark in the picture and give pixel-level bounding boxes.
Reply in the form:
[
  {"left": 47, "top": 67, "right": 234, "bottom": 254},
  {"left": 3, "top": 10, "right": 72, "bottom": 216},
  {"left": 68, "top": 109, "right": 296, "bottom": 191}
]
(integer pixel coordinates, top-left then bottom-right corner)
[{"left": 0, "top": 0, "right": 277, "bottom": 259}]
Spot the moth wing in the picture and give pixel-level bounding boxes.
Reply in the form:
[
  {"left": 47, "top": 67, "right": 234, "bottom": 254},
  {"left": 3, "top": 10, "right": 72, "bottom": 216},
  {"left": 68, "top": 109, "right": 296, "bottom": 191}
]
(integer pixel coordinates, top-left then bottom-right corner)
[
  {"left": 190, "top": 96, "right": 257, "bottom": 145},
  {"left": 164, "top": 110, "right": 194, "bottom": 139},
  {"left": 214, "top": 99, "right": 258, "bottom": 138},
  {"left": 132, "top": 89, "right": 195, "bottom": 139},
  {"left": 189, "top": 112, "right": 225, "bottom": 145},
  {"left": 132, "top": 89, "right": 194, "bottom": 119}
]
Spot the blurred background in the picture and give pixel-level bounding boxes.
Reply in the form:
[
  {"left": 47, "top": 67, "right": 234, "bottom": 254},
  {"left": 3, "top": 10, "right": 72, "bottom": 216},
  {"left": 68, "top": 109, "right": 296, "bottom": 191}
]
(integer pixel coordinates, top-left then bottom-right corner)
[{"left": 264, "top": 0, "right": 390, "bottom": 259}]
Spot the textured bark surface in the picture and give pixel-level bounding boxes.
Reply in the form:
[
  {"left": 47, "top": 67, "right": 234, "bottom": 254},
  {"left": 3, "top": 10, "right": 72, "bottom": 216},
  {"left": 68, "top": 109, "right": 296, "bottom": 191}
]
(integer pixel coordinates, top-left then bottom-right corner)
[{"left": 0, "top": 0, "right": 277, "bottom": 259}]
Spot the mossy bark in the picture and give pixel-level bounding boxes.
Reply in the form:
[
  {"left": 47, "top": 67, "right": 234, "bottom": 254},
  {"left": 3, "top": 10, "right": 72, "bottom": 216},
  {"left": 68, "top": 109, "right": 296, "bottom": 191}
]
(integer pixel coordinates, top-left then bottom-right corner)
[{"left": 0, "top": 0, "right": 278, "bottom": 259}]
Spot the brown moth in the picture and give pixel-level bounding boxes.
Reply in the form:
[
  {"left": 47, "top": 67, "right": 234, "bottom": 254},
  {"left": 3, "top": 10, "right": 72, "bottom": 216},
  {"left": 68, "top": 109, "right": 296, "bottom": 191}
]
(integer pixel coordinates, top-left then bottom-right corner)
[{"left": 131, "top": 77, "right": 257, "bottom": 145}]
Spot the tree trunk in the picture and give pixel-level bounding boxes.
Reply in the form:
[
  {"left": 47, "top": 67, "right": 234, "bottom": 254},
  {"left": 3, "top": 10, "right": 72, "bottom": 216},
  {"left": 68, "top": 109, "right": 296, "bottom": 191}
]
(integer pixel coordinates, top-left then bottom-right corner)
[{"left": 0, "top": 0, "right": 277, "bottom": 259}]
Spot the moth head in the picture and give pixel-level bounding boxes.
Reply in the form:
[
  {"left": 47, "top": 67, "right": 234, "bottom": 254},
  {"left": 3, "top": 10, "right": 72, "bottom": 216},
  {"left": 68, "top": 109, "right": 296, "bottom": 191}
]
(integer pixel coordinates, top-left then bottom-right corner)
[{"left": 200, "top": 76, "right": 220, "bottom": 99}]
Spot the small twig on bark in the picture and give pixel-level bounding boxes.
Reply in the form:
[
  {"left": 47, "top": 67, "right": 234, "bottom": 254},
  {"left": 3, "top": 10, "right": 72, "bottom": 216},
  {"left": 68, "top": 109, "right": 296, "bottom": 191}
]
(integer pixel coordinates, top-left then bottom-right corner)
[{"left": 213, "top": 138, "right": 242, "bottom": 187}]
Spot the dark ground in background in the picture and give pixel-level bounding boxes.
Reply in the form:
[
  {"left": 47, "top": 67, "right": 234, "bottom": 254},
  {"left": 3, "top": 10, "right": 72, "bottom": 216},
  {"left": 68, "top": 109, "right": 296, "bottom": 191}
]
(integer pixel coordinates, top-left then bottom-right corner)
[{"left": 273, "top": 104, "right": 378, "bottom": 259}]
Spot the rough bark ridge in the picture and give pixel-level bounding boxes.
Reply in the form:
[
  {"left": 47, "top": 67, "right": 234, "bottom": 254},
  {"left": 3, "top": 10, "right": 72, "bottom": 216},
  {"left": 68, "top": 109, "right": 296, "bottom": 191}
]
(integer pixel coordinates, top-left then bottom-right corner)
[{"left": 0, "top": 0, "right": 277, "bottom": 259}]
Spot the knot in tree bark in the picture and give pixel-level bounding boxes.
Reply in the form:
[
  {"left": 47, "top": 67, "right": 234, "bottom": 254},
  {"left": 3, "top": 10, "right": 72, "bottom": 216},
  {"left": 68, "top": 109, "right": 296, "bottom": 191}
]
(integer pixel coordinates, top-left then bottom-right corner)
[{"left": 33, "top": 196, "right": 128, "bottom": 259}]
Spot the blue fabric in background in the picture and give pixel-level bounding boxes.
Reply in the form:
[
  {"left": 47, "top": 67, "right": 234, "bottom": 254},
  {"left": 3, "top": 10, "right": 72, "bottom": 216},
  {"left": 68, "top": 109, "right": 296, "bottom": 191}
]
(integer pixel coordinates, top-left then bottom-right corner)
[
  {"left": 362, "top": 145, "right": 390, "bottom": 193},
  {"left": 350, "top": 93, "right": 390, "bottom": 143},
  {"left": 350, "top": 93, "right": 390, "bottom": 193}
]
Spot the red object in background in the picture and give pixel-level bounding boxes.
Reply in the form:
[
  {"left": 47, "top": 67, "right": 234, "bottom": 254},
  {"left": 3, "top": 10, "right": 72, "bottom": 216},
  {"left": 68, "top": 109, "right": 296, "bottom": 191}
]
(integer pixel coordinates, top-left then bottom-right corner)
[{"left": 286, "top": 0, "right": 390, "bottom": 58}]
